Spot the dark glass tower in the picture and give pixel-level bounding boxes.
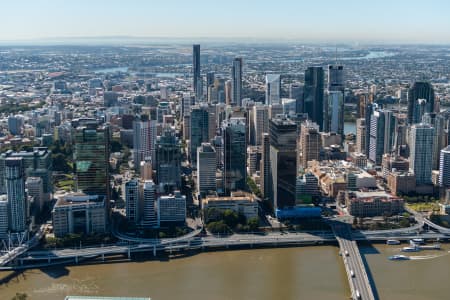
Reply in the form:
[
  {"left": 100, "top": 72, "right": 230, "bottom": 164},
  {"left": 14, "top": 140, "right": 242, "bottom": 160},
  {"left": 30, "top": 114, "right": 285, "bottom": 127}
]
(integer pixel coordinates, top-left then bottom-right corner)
[
  {"left": 231, "top": 58, "right": 243, "bottom": 106},
  {"left": 303, "top": 66, "right": 324, "bottom": 130},
  {"left": 223, "top": 117, "right": 247, "bottom": 195},
  {"left": 407, "top": 81, "right": 434, "bottom": 124},
  {"left": 193, "top": 44, "right": 201, "bottom": 101}
]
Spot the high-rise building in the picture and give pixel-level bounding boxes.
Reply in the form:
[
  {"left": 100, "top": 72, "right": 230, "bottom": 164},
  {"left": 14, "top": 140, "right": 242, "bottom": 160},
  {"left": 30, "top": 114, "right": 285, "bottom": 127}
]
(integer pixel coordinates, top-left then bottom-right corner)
[
  {"left": 133, "top": 117, "right": 156, "bottom": 171},
  {"left": 206, "top": 71, "right": 215, "bottom": 101},
  {"left": 304, "top": 66, "right": 324, "bottom": 130},
  {"left": 223, "top": 117, "right": 247, "bottom": 195},
  {"left": 260, "top": 133, "right": 270, "bottom": 200},
  {"left": 410, "top": 124, "right": 434, "bottom": 185},
  {"left": 26, "top": 177, "right": 43, "bottom": 214},
  {"left": 190, "top": 104, "right": 210, "bottom": 166},
  {"left": 157, "top": 191, "right": 186, "bottom": 224},
  {"left": 289, "top": 83, "right": 304, "bottom": 113},
  {"left": 197, "top": 143, "right": 217, "bottom": 196},
  {"left": 231, "top": 58, "right": 243, "bottom": 106},
  {"left": 8, "top": 115, "right": 23, "bottom": 136},
  {"left": 0, "top": 195, "right": 8, "bottom": 238},
  {"left": 356, "top": 118, "right": 366, "bottom": 154},
  {"left": 324, "top": 90, "right": 344, "bottom": 136},
  {"left": 193, "top": 44, "right": 202, "bottom": 101},
  {"left": 155, "top": 127, "right": 181, "bottom": 192},
  {"left": 74, "top": 124, "right": 110, "bottom": 203},
  {"left": 252, "top": 104, "right": 269, "bottom": 146},
  {"left": 407, "top": 81, "right": 435, "bottom": 124},
  {"left": 368, "top": 108, "right": 396, "bottom": 165},
  {"left": 327, "top": 65, "right": 344, "bottom": 92},
  {"left": 265, "top": 74, "right": 281, "bottom": 105},
  {"left": 125, "top": 179, "right": 140, "bottom": 224},
  {"left": 0, "top": 147, "right": 52, "bottom": 202},
  {"left": 299, "top": 121, "right": 321, "bottom": 168},
  {"left": 6, "top": 157, "right": 27, "bottom": 232},
  {"left": 423, "top": 112, "right": 447, "bottom": 170},
  {"left": 269, "top": 117, "right": 297, "bottom": 210},
  {"left": 439, "top": 146, "right": 450, "bottom": 188},
  {"left": 142, "top": 180, "right": 158, "bottom": 228}
]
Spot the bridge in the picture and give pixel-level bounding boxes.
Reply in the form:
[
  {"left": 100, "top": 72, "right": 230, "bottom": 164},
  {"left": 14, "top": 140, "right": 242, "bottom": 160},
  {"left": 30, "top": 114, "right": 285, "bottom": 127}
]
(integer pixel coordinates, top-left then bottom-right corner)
[
  {"left": 331, "top": 221, "right": 375, "bottom": 300},
  {"left": 0, "top": 225, "right": 45, "bottom": 267}
]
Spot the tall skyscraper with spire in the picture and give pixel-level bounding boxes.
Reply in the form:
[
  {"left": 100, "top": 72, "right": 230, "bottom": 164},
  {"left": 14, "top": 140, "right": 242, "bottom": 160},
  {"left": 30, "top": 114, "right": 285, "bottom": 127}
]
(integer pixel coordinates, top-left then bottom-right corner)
[
  {"left": 193, "top": 44, "right": 202, "bottom": 101},
  {"left": 231, "top": 58, "right": 243, "bottom": 106}
]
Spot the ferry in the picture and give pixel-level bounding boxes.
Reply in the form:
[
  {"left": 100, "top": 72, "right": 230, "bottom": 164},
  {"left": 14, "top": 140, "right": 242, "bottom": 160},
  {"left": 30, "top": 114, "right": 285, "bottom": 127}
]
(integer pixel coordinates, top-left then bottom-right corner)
[
  {"left": 386, "top": 239, "right": 401, "bottom": 245},
  {"left": 411, "top": 238, "right": 425, "bottom": 244},
  {"left": 389, "top": 255, "right": 410, "bottom": 261},
  {"left": 402, "top": 245, "right": 420, "bottom": 252}
]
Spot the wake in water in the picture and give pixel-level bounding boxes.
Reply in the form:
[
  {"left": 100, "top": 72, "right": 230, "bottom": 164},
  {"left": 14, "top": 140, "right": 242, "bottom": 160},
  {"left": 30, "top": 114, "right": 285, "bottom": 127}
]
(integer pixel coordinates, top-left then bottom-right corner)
[{"left": 408, "top": 252, "right": 450, "bottom": 260}]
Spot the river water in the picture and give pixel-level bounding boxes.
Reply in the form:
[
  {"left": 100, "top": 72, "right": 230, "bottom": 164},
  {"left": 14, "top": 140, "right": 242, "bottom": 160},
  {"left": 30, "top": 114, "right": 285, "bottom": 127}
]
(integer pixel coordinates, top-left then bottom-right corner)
[{"left": 1, "top": 243, "right": 450, "bottom": 300}]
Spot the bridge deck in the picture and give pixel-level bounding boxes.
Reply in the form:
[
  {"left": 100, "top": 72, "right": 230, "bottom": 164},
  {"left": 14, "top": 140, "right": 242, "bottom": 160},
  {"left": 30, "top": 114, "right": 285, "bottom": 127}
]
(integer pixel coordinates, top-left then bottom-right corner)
[{"left": 331, "top": 222, "right": 376, "bottom": 300}]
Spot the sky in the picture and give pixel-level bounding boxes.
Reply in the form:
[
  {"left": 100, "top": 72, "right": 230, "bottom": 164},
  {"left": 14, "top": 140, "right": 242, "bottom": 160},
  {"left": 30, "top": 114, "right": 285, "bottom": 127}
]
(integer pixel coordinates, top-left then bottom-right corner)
[{"left": 0, "top": 0, "right": 449, "bottom": 44}]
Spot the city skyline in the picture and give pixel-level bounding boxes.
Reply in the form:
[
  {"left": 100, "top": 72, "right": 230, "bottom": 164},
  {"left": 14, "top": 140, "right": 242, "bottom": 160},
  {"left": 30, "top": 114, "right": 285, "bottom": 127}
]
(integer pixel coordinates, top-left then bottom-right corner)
[{"left": 0, "top": 0, "right": 449, "bottom": 44}]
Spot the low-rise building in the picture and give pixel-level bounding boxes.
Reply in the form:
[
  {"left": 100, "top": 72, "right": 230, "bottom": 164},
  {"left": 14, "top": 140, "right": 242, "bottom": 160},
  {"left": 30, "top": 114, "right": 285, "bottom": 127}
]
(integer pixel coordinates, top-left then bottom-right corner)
[
  {"left": 386, "top": 172, "right": 416, "bottom": 196},
  {"left": 345, "top": 191, "right": 404, "bottom": 217},
  {"left": 52, "top": 193, "right": 106, "bottom": 238},
  {"left": 202, "top": 191, "right": 258, "bottom": 221}
]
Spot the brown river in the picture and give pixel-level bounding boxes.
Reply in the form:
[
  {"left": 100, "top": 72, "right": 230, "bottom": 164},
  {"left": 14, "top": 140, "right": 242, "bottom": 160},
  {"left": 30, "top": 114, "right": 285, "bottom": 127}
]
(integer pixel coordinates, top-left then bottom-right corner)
[{"left": 1, "top": 243, "right": 450, "bottom": 300}]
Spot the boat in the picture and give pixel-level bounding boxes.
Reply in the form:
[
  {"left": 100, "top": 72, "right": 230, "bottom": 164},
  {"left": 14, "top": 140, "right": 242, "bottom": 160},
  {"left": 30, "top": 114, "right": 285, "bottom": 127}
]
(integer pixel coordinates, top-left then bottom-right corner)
[
  {"left": 411, "top": 238, "right": 425, "bottom": 244},
  {"left": 386, "top": 239, "right": 401, "bottom": 245},
  {"left": 402, "top": 245, "right": 420, "bottom": 252},
  {"left": 419, "top": 243, "right": 441, "bottom": 250},
  {"left": 389, "top": 255, "right": 410, "bottom": 261}
]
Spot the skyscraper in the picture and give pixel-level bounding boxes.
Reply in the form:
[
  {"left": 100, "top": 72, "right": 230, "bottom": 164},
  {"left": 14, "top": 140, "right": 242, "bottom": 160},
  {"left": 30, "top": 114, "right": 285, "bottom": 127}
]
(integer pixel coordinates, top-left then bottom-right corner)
[
  {"left": 265, "top": 74, "right": 281, "bottom": 105},
  {"left": 410, "top": 124, "right": 434, "bottom": 185},
  {"left": 193, "top": 44, "right": 202, "bottom": 101},
  {"left": 74, "top": 123, "right": 110, "bottom": 209},
  {"left": 289, "top": 83, "right": 304, "bottom": 114},
  {"left": 299, "top": 121, "right": 321, "bottom": 168},
  {"left": 407, "top": 81, "right": 435, "bottom": 124},
  {"left": 252, "top": 104, "right": 269, "bottom": 146},
  {"left": 197, "top": 142, "right": 217, "bottom": 196},
  {"left": 304, "top": 66, "right": 324, "bottom": 130},
  {"left": 356, "top": 118, "right": 366, "bottom": 153},
  {"left": 260, "top": 133, "right": 270, "bottom": 200},
  {"left": 125, "top": 179, "right": 140, "bottom": 224},
  {"left": 269, "top": 117, "right": 297, "bottom": 210},
  {"left": 327, "top": 65, "right": 344, "bottom": 92},
  {"left": 133, "top": 117, "right": 156, "bottom": 172},
  {"left": 439, "top": 145, "right": 450, "bottom": 188},
  {"left": 231, "top": 58, "right": 243, "bottom": 106},
  {"left": 223, "top": 117, "right": 247, "bottom": 195},
  {"left": 6, "top": 157, "right": 27, "bottom": 232},
  {"left": 324, "top": 90, "right": 344, "bottom": 136},
  {"left": 190, "top": 104, "right": 210, "bottom": 166},
  {"left": 142, "top": 180, "right": 158, "bottom": 228},
  {"left": 368, "top": 108, "right": 396, "bottom": 165},
  {"left": 155, "top": 127, "right": 181, "bottom": 192}
]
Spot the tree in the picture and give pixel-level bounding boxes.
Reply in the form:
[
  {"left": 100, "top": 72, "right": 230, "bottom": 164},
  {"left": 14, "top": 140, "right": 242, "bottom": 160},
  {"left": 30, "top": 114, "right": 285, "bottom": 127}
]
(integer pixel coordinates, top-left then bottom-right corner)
[
  {"left": 223, "top": 209, "right": 239, "bottom": 228},
  {"left": 52, "top": 153, "right": 72, "bottom": 173},
  {"left": 247, "top": 217, "right": 259, "bottom": 231}
]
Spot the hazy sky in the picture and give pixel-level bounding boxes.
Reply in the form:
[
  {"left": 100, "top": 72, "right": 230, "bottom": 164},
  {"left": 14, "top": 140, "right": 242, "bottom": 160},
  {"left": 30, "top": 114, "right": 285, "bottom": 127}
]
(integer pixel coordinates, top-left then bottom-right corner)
[{"left": 0, "top": 0, "right": 449, "bottom": 43}]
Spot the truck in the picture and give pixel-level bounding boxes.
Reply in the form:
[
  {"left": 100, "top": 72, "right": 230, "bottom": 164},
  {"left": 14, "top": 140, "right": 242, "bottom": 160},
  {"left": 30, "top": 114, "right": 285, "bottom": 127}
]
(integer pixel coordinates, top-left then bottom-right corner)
[
  {"left": 350, "top": 270, "right": 355, "bottom": 277},
  {"left": 355, "top": 290, "right": 361, "bottom": 299}
]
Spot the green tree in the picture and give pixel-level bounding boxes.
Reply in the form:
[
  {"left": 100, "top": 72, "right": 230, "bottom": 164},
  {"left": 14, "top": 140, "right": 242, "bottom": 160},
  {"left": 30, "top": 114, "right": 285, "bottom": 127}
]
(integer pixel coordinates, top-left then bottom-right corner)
[
  {"left": 52, "top": 152, "right": 72, "bottom": 173},
  {"left": 223, "top": 209, "right": 239, "bottom": 228},
  {"left": 247, "top": 217, "right": 259, "bottom": 231}
]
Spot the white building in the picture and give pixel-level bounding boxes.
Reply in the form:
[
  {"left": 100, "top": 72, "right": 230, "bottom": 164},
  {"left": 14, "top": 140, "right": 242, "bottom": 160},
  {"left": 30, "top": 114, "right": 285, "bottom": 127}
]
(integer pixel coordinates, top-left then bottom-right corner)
[
  {"left": 0, "top": 195, "right": 8, "bottom": 238},
  {"left": 265, "top": 74, "right": 281, "bottom": 105},
  {"left": 142, "top": 180, "right": 158, "bottom": 227},
  {"left": 6, "top": 157, "right": 27, "bottom": 232},
  {"left": 125, "top": 179, "right": 140, "bottom": 224},
  {"left": 410, "top": 123, "right": 434, "bottom": 185},
  {"left": 157, "top": 191, "right": 186, "bottom": 224},
  {"left": 439, "top": 145, "right": 450, "bottom": 188},
  {"left": 197, "top": 143, "right": 216, "bottom": 195}
]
